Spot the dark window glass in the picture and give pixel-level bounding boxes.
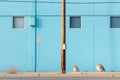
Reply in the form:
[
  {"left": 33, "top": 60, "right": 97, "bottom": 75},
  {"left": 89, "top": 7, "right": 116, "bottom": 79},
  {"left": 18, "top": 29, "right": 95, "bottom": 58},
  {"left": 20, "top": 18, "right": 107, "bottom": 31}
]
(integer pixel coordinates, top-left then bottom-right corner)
[
  {"left": 111, "top": 17, "right": 120, "bottom": 28},
  {"left": 13, "top": 17, "right": 24, "bottom": 28},
  {"left": 70, "top": 17, "right": 81, "bottom": 28}
]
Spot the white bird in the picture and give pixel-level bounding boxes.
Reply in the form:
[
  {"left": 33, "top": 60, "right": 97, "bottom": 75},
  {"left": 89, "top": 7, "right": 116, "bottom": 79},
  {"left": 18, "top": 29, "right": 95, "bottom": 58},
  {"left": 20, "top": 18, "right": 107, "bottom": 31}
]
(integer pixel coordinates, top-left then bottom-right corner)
[
  {"left": 73, "top": 65, "right": 80, "bottom": 72},
  {"left": 96, "top": 64, "right": 105, "bottom": 72}
]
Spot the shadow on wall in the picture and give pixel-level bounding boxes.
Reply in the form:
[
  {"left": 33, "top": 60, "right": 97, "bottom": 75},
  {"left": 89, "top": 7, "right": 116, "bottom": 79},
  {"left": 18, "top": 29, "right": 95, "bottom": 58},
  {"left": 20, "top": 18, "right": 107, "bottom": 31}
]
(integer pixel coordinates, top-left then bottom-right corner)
[{"left": 36, "top": 18, "right": 42, "bottom": 28}]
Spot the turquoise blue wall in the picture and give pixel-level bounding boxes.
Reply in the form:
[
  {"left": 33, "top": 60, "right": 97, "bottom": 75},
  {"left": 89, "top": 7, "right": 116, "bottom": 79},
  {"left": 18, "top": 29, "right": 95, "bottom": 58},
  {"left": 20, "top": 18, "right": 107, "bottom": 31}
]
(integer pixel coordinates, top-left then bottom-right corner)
[
  {"left": 0, "top": 0, "right": 120, "bottom": 72},
  {"left": 66, "top": 16, "right": 94, "bottom": 72},
  {"left": 0, "top": 17, "right": 35, "bottom": 72},
  {"left": 36, "top": 17, "right": 61, "bottom": 72}
]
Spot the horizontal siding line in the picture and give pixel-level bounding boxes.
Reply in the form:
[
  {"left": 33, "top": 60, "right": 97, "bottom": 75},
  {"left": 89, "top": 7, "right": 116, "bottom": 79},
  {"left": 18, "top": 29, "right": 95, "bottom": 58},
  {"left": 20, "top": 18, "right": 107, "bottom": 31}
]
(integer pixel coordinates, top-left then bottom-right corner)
[
  {"left": 0, "top": 15, "right": 120, "bottom": 17},
  {"left": 0, "top": 1, "right": 120, "bottom": 4},
  {"left": 67, "top": 2, "right": 120, "bottom": 4},
  {"left": 0, "top": 0, "right": 34, "bottom": 3},
  {"left": 36, "top": 15, "right": 120, "bottom": 16},
  {"left": 0, "top": 15, "right": 35, "bottom": 17}
]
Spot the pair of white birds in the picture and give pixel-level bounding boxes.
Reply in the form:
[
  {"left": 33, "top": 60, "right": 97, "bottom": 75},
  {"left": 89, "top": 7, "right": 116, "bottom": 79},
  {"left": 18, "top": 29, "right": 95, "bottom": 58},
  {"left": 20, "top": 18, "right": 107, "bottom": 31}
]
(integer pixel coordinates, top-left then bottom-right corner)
[{"left": 73, "top": 64, "right": 105, "bottom": 72}]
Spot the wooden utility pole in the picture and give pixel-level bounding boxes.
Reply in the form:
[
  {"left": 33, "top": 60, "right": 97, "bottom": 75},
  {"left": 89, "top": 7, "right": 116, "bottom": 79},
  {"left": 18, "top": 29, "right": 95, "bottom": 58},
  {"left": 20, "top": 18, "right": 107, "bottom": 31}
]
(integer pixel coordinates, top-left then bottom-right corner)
[{"left": 61, "top": 0, "right": 66, "bottom": 73}]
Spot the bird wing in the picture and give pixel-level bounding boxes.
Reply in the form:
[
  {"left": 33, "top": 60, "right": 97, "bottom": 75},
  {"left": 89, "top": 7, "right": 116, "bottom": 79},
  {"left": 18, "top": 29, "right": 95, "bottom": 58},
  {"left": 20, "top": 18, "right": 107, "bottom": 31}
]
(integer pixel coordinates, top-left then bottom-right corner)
[{"left": 102, "top": 66, "right": 105, "bottom": 71}]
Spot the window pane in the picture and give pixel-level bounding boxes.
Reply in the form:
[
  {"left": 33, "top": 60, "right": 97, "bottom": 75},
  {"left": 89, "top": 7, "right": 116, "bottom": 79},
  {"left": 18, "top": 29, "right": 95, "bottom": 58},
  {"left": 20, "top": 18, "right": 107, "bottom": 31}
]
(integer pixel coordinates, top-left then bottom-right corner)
[
  {"left": 111, "top": 17, "right": 120, "bottom": 28},
  {"left": 70, "top": 17, "right": 81, "bottom": 28},
  {"left": 13, "top": 17, "right": 24, "bottom": 28}
]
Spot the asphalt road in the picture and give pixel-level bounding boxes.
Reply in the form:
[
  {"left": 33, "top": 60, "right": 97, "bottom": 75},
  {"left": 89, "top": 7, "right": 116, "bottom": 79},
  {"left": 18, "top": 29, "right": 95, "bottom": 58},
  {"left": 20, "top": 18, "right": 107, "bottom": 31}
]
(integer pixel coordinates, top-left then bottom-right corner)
[{"left": 0, "top": 78, "right": 119, "bottom": 80}]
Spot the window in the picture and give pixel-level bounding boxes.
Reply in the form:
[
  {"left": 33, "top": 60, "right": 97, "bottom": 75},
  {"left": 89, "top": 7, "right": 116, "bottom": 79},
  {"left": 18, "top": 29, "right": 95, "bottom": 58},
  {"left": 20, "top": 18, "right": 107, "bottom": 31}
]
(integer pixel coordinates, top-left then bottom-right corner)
[
  {"left": 111, "top": 16, "right": 120, "bottom": 28},
  {"left": 13, "top": 16, "right": 24, "bottom": 28},
  {"left": 70, "top": 17, "right": 81, "bottom": 28}
]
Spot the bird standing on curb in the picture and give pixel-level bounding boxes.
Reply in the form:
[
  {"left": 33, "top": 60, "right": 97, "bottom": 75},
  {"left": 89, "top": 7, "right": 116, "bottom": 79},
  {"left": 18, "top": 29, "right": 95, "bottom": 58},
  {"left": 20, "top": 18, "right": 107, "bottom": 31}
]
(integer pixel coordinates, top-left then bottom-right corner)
[
  {"left": 96, "top": 64, "right": 105, "bottom": 72},
  {"left": 73, "top": 65, "right": 80, "bottom": 72}
]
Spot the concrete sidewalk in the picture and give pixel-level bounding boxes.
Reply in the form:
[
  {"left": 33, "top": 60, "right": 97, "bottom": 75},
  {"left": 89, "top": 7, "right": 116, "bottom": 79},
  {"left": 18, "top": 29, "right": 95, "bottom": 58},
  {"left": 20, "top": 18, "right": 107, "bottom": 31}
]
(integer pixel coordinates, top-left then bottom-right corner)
[
  {"left": 0, "top": 78, "right": 118, "bottom": 80},
  {"left": 0, "top": 72, "right": 120, "bottom": 78}
]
